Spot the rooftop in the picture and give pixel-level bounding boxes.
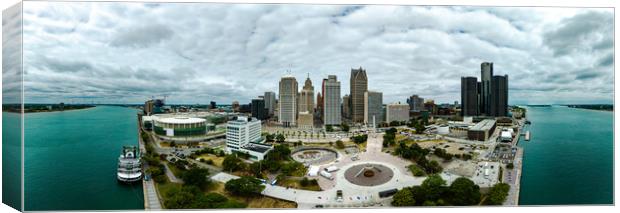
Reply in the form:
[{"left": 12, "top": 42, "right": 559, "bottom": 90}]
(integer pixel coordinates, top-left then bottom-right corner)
[
  {"left": 157, "top": 117, "right": 206, "bottom": 124},
  {"left": 470, "top": 119, "right": 496, "bottom": 131},
  {"left": 243, "top": 143, "right": 272, "bottom": 153}
]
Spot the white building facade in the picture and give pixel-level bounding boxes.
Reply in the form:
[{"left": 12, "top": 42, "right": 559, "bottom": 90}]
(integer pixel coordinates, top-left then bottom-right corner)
[{"left": 323, "top": 75, "right": 341, "bottom": 126}]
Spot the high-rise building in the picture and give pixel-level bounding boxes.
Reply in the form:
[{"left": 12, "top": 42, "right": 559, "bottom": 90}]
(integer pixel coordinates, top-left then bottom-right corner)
[
  {"left": 278, "top": 74, "right": 298, "bottom": 127},
  {"left": 406, "top": 95, "right": 424, "bottom": 112},
  {"left": 144, "top": 100, "right": 154, "bottom": 115},
  {"left": 461, "top": 76, "right": 479, "bottom": 116},
  {"left": 316, "top": 92, "right": 323, "bottom": 119},
  {"left": 364, "top": 91, "right": 383, "bottom": 127},
  {"left": 209, "top": 101, "right": 217, "bottom": 109},
  {"left": 251, "top": 98, "right": 267, "bottom": 120},
  {"left": 490, "top": 75, "right": 508, "bottom": 117},
  {"left": 264, "top": 91, "right": 276, "bottom": 117},
  {"left": 298, "top": 74, "right": 314, "bottom": 114},
  {"left": 153, "top": 99, "right": 165, "bottom": 114},
  {"left": 480, "top": 62, "right": 493, "bottom": 115},
  {"left": 323, "top": 75, "right": 341, "bottom": 126},
  {"left": 342, "top": 94, "right": 350, "bottom": 119},
  {"left": 232, "top": 101, "right": 240, "bottom": 112},
  {"left": 386, "top": 103, "right": 410, "bottom": 123},
  {"left": 350, "top": 67, "right": 368, "bottom": 123}
]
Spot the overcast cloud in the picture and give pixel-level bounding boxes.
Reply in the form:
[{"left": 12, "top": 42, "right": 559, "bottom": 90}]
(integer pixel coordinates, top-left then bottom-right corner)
[{"left": 19, "top": 2, "right": 613, "bottom": 105}]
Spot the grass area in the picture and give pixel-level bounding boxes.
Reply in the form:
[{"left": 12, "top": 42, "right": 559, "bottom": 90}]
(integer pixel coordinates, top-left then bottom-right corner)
[
  {"left": 155, "top": 181, "right": 182, "bottom": 208},
  {"left": 278, "top": 178, "right": 322, "bottom": 191},
  {"left": 395, "top": 134, "right": 408, "bottom": 142},
  {"left": 166, "top": 162, "right": 185, "bottom": 178},
  {"left": 196, "top": 154, "right": 224, "bottom": 167},
  {"left": 160, "top": 141, "right": 171, "bottom": 147},
  {"left": 210, "top": 182, "right": 297, "bottom": 208}
]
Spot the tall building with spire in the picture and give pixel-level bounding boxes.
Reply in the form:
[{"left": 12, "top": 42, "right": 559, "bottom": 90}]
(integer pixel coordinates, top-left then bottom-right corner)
[
  {"left": 350, "top": 67, "right": 368, "bottom": 123},
  {"left": 298, "top": 74, "right": 314, "bottom": 114},
  {"left": 278, "top": 74, "right": 298, "bottom": 127},
  {"left": 323, "top": 75, "right": 341, "bottom": 126}
]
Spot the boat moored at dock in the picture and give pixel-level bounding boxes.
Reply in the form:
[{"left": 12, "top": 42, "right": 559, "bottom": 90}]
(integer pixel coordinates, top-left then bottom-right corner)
[{"left": 117, "top": 146, "right": 142, "bottom": 183}]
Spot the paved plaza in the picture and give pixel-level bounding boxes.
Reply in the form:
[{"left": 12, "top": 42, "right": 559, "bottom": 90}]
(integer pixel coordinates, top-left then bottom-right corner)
[{"left": 211, "top": 132, "right": 461, "bottom": 208}]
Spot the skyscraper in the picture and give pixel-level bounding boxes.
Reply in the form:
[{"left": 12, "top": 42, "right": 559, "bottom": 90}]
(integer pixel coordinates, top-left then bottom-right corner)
[
  {"left": 323, "top": 75, "right": 341, "bottom": 126},
  {"left": 298, "top": 74, "right": 314, "bottom": 114},
  {"left": 350, "top": 67, "right": 368, "bottom": 123},
  {"left": 144, "top": 100, "right": 154, "bottom": 115},
  {"left": 316, "top": 92, "right": 323, "bottom": 119},
  {"left": 461, "top": 76, "right": 479, "bottom": 116},
  {"left": 490, "top": 75, "right": 508, "bottom": 117},
  {"left": 251, "top": 98, "right": 267, "bottom": 120},
  {"left": 364, "top": 91, "right": 383, "bottom": 127},
  {"left": 406, "top": 95, "right": 424, "bottom": 112},
  {"left": 480, "top": 62, "right": 493, "bottom": 115},
  {"left": 342, "top": 94, "right": 350, "bottom": 119},
  {"left": 264, "top": 91, "right": 276, "bottom": 117},
  {"left": 278, "top": 74, "right": 298, "bottom": 127}
]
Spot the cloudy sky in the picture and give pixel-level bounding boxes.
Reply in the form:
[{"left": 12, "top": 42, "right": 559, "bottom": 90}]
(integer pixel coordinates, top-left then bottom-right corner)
[{"left": 17, "top": 1, "right": 613, "bottom": 105}]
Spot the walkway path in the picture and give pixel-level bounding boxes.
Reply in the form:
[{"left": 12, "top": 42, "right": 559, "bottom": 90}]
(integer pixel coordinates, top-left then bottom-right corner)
[
  {"left": 163, "top": 163, "right": 183, "bottom": 183},
  {"left": 504, "top": 148, "right": 523, "bottom": 206},
  {"left": 143, "top": 179, "right": 162, "bottom": 210}
]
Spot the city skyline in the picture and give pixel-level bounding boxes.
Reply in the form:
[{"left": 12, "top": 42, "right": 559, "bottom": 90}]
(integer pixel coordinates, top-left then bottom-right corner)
[{"left": 15, "top": 2, "right": 613, "bottom": 105}]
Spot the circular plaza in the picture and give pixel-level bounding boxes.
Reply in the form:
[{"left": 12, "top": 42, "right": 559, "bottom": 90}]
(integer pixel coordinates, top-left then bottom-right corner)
[
  {"left": 343, "top": 163, "right": 395, "bottom": 187},
  {"left": 291, "top": 147, "right": 339, "bottom": 165}
]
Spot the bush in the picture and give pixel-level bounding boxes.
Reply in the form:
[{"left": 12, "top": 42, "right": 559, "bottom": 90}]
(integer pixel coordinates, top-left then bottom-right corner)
[
  {"left": 205, "top": 159, "right": 214, "bottom": 165},
  {"left": 300, "top": 177, "right": 310, "bottom": 187},
  {"left": 335, "top": 140, "right": 345, "bottom": 149},
  {"left": 408, "top": 164, "right": 426, "bottom": 177}
]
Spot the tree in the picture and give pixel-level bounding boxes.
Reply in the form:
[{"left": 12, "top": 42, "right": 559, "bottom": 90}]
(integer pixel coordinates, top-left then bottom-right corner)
[
  {"left": 266, "top": 134, "right": 275, "bottom": 142},
  {"left": 222, "top": 155, "right": 245, "bottom": 172},
  {"left": 485, "top": 183, "right": 510, "bottom": 205},
  {"left": 225, "top": 176, "right": 265, "bottom": 197},
  {"left": 391, "top": 188, "right": 416, "bottom": 206},
  {"left": 421, "top": 174, "right": 447, "bottom": 201},
  {"left": 276, "top": 134, "right": 286, "bottom": 143},
  {"left": 341, "top": 123, "right": 350, "bottom": 132},
  {"left": 325, "top": 125, "right": 334, "bottom": 132},
  {"left": 448, "top": 177, "right": 481, "bottom": 205},
  {"left": 170, "top": 141, "right": 176, "bottom": 147},
  {"left": 506, "top": 163, "right": 514, "bottom": 169},
  {"left": 351, "top": 134, "right": 368, "bottom": 144},
  {"left": 181, "top": 168, "right": 211, "bottom": 189}
]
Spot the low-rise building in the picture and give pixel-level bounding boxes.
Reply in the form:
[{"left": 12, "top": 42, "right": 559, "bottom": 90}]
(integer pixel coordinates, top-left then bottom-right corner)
[
  {"left": 297, "top": 111, "right": 314, "bottom": 129},
  {"left": 467, "top": 119, "right": 496, "bottom": 141},
  {"left": 385, "top": 103, "right": 410, "bottom": 123}
]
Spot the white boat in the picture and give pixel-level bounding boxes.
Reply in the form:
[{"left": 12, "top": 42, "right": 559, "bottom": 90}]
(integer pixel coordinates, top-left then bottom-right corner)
[{"left": 117, "top": 146, "right": 142, "bottom": 183}]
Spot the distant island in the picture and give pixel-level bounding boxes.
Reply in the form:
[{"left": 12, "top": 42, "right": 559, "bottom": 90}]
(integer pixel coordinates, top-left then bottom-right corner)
[
  {"left": 2, "top": 103, "right": 96, "bottom": 113},
  {"left": 526, "top": 105, "right": 552, "bottom": 107},
  {"left": 565, "top": 104, "right": 613, "bottom": 111}
]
